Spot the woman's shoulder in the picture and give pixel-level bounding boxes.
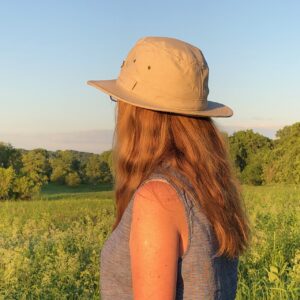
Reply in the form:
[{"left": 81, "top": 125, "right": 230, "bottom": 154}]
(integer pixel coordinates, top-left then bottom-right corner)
[
  {"left": 131, "top": 179, "right": 188, "bottom": 241},
  {"left": 133, "top": 179, "right": 184, "bottom": 217}
]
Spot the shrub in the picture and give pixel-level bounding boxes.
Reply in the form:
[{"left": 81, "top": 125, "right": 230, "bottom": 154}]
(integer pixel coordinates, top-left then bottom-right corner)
[{"left": 65, "top": 172, "right": 81, "bottom": 187}]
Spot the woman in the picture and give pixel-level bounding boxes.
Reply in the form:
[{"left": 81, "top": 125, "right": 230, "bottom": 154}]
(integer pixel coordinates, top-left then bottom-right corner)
[{"left": 87, "top": 36, "right": 250, "bottom": 300}]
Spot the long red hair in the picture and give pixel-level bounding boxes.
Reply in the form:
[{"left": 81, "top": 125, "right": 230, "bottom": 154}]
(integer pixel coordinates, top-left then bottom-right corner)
[{"left": 110, "top": 100, "right": 250, "bottom": 258}]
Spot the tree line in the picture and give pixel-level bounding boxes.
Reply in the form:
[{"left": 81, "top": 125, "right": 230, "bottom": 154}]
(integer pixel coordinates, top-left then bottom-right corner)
[
  {"left": 0, "top": 122, "right": 299, "bottom": 200},
  {"left": 0, "top": 147, "right": 113, "bottom": 200},
  {"left": 228, "top": 122, "right": 299, "bottom": 185}
]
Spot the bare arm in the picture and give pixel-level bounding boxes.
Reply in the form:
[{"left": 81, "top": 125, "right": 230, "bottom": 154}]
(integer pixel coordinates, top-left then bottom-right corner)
[{"left": 129, "top": 180, "right": 180, "bottom": 300}]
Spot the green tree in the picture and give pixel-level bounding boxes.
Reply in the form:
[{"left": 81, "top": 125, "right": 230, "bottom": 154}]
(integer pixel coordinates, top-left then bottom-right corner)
[
  {"left": 99, "top": 150, "right": 114, "bottom": 178},
  {"left": 12, "top": 176, "right": 40, "bottom": 200},
  {"left": 21, "top": 149, "right": 51, "bottom": 187},
  {"left": 85, "top": 154, "right": 102, "bottom": 184},
  {"left": 0, "top": 142, "right": 22, "bottom": 172},
  {"left": 99, "top": 160, "right": 113, "bottom": 183},
  {"left": 263, "top": 122, "right": 300, "bottom": 184},
  {"left": 0, "top": 166, "right": 15, "bottom": 199},
  {"left": 229, "top": 130, "right": 273, "bottom": 185},
  {"left": 85, "top": 154, "right": 113, "bottom": 184},
  {"left": 242, "top": 162, "right": 263, "bottom": 185},
  {"left": 50, "top": 150, "right": 81, "bottom": 185},
  {"left": 65, "top": 172, "right": 81, "bottom": 187}
]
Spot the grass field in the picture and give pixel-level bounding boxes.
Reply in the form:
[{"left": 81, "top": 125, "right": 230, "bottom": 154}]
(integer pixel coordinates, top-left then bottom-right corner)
[{"left": 0, "top": 183, "right": 299, "bottom": 299}]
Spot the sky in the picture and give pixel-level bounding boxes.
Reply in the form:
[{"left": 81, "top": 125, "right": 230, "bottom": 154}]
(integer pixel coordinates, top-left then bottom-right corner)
[{"left": 0, "top": 0, "right": 299, "bottom": 153}]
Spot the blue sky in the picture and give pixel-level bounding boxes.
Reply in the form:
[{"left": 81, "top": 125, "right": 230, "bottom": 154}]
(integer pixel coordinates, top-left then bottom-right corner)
[{"left": 0, "top": 0, "right": 299, "bottom": 153}]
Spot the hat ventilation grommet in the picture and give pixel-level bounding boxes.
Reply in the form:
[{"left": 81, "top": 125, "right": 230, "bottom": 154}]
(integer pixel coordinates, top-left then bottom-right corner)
[{"left": 131, "top": 81, "right": 137, "bottom": 90}]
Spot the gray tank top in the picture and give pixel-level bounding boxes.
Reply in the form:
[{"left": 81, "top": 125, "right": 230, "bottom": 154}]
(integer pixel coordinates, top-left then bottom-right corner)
[{"left": 100, "top": 164, "right": 239, "bottom": 299}]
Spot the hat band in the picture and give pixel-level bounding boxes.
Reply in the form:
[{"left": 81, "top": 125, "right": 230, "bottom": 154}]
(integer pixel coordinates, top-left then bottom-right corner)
[{"left": 117, "top": 75, "right": 208, "bottom": 111}]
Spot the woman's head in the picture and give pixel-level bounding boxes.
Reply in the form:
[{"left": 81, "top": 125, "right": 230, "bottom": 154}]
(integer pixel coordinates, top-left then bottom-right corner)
[{"left": 111, "top": 100, "right": 250, "bottom": 259}]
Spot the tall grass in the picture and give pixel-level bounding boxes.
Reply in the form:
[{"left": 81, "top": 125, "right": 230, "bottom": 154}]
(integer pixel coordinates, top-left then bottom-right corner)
[
  {"left": 0, "top": 186, "right": 114, "bottom": 299},
  {"left": 236, "top": 184, "right": 300, "bottom": 299},
  {"left": 0, "top": 184, "right": 299, "bottom": 299}
]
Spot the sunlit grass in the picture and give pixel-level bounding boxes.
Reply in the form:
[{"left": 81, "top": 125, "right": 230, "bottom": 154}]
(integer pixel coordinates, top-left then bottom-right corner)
[{"left": 0, "top": 184, "right": 299, "bottom": 299}]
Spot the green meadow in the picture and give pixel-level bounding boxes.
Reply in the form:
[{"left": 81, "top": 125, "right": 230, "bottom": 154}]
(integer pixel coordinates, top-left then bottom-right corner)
[{"left": 0, "top": 183, "right": 299, "bottom": 299}]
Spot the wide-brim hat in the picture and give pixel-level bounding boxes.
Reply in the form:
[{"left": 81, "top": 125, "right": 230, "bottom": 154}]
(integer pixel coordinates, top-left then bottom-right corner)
[{"left": 87, "top": 36, "right": 233, "bottom": 118}]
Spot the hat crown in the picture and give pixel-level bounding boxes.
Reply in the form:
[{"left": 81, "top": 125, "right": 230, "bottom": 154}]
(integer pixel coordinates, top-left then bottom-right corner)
[{"left": 116, "top": 36, "right": 210, "bottom": 111}]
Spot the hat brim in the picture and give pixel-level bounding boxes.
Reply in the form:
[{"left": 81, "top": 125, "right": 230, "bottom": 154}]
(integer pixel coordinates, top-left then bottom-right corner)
[{"left": 87, "top": 79, "right": 233, "bottom": 118}]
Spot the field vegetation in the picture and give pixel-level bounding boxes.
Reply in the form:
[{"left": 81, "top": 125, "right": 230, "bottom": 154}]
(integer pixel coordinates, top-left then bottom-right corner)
[{"left": 0, "top": 183, "right": 299, "bottom": 299}]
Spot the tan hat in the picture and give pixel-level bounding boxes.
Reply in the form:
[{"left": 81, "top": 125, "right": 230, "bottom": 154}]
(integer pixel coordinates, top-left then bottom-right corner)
[{"left": 87, "top": 36, "right": 233, "bottom": 117}]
